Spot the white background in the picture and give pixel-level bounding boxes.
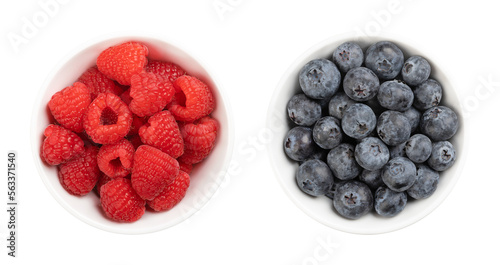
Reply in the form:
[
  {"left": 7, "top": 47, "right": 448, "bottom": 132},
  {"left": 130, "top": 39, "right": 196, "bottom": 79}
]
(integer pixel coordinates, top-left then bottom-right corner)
[{"left": 1, "top": 0, "right": 499, "bottom": 264}]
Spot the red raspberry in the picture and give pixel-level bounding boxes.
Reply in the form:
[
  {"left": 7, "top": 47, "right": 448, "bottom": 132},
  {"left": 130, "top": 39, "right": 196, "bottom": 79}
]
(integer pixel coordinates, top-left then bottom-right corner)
[
  {"left": 127, "top": 134, "right": 143, "bottom": 150},
  {"left": 77, "top": 66, "right": 123, "bottom": 100},
  {"left": 96, "top": 42, "right": 148, "bottom": 86},
  {"left": 128, "top": 115, "right": 147, "bottom": 136},
  {"left": 178, "top": 161, "right": 193, "bottom": 174},
  {"left": 97, "top": 139, "right": 135, "bottom": 178},
  {"left": 178, "top": 116, "right": 218, "bottom": 164},
  {"left": 48, "top": 82, "right": 91, "bottom": 133},
  {"left": 83, "top": 93, "right": 133, "bottom": 144},
  {"left": 131, "top": 145, "right": 180, "bottom": 200},
  {"left": 100, "top": 178, "right": 145, "bottom": 222},
  {"left": 95, "top": 174, "right": 113, "bottom": 197},
  {"left": 145, "top": 60, "right": 186, "bottom": 83},
  {"left": 119, "top": 88, "right": 133, "bottom": 105},
  {"left": 147, "top": 170, "right": 190, "bottom": 212},
  {"left": 42, "top": 124, "right": 85, "bottom": 165},
  {"left": 138, "top": 110, "right": 184, "bottom": 158},
  {"left": 129, "top": 72, "right": 175, "bottom": 117},
  {"left": 58, "top": 145, "right": 100, "bottom": 196},
  {"left": 168, "top": 75, "right": 215, "bottom": 122}
]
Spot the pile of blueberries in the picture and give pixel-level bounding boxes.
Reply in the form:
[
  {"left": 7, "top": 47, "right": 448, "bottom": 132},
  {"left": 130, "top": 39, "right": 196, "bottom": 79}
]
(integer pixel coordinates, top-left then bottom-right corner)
[{"left": 284, "top": 41, "right": 459, "bottom": 219}]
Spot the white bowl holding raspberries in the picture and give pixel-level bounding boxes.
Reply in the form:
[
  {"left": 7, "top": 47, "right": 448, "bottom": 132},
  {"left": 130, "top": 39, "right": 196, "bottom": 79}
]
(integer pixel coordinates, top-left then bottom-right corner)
[
  {"left": 31, "top": 33, "right": 234, "bottom": 234},
  {"left": 267, "top": 34, "right": 467, "bottom": 234}
]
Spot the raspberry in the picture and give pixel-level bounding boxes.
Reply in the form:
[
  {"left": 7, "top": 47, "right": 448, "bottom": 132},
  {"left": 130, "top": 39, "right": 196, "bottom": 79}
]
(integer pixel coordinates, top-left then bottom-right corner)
[
  {"left": 42, "top": 124, "right": 85, "bottom": 165},
  {"left": 96, "top": 42, "right": 148, "bottom": 86},
  {"left": 100, "top": 178, "right": 145, "bottom": 222},
  {"left": 95, "top": 174, "right": 113, "bottom": 197},
  {"left": 127, "top": 134, "right": 143, "bottom": 150},
  {"left": 145, "top": 60, "right": 186, "bottom": 83},
  {"left": 48, "top": 82, "right": 91, "bottom": 133},
  {"left": 131, "top": 145, "right": 179, "bottom": 200},
  {"left": 129, "top": 72, "right": 175, "bottom": 117},
  {"left": 139, "top": 110, "right": 184, "bottom": 158},
  {"left": 178, "top": 161, "right": 193, "bottom": 174},
  {"left": 97, "top": 139, "right": 135, "bottom": 178},
  {"left": 147, "top": 170, "right": 190, "bottom": 212},
  {"left": 83, "top": 93, "right": 133, "bottom": 144},
  {"left": 120, "top": 88, "right": 133, "bottom": 105},
  {"left": 168, "top": 75, "right": 215, "bottom": 122},
  {"left": 77, "top": 66, "right": 123, "bottom": 100},
  {"left": 128, "top": 115, "right": 147, "bottom": 136},
  {"left": 58, "top": 146, "right": 100, "bottom": 196},
  {"left": 178, "top": 116, "right": 218, "bottom": 165}
]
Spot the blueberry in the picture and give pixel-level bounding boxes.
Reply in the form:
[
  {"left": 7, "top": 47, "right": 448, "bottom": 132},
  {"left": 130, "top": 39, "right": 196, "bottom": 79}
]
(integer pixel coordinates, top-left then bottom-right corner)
[
  {"left": 401, "top": 56, "right": 431, "bottom": 86},
  {"left": 365, "top": 41, "right": 404, "bottom": 80},
  {"left": 332, "top": 181, "right": 373, "bottom": 220},
  {"left": 402, "top": 106, "right": 421, "bottom": 133},
  {"left": 377, "top": 110, "right": 411, "bottom": 146},
  {"left": 420, "top": 106, "right": 459, "bottom": 141},
  {"left": 299, "top": 58, "right": 341, "bottom": 99},
  {"left": 381, "top": 157, "right": 417, "bottom": 192},
  {"left": 296, "top": 159, "right": 334, "bottom": 197},
  {"left": 389, "top": 142, "right": 406, "bottom": 159},
  {"left": 313, "top": 116, "right": 343, "bottom": 149},
  {"left": 427, "top": 141, "right": 456, "bottom": 171},
  {"left": 405, "top": 134, "right": 432, "bottom": 163},
  {"left": 343, "top": 67, "right": 380, "bottom": 101},
  {"left": 327, "top": 143, "right": 361, "bottom": 180},
  {"left": 359, "top": 169, "right": 384, "bottom": 191},
  {"left": 287, "top": 94, "right": 322, "bottom": 126},
  {"left": 365, "top": 96, "right": 386, "bottom": 117},
  {"left": 407, "top": 164, "right": 439, "bottom": 199},
  {"left": 374, "top": 186, "right": 407, "bottom": 217},
  {"left": 355, "top": 137, "right": 390, "bottom": 171},
  {"left": 413, "top": 79, "right": 442, "bottom": 111},
  {"left": 342, "top": 103, "right": 377, "bottom": 140},
  {"left": 328, "top": 91, "right": 356, "bottom": 119},
  {"left": 284, "top": 127, "right": 316, "bottom": 161},
  {"left": 377, "top": 80, "right": 414, "bottom": 111},
  {"left": 332, "top": 42, "right": 364, "bottom": 73}
]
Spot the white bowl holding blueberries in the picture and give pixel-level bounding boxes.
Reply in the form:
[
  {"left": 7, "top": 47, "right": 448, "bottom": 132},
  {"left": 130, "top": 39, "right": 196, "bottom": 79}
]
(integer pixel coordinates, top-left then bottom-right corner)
[{"left": 267, "top": 35, "right": 466, "bottom": 234}]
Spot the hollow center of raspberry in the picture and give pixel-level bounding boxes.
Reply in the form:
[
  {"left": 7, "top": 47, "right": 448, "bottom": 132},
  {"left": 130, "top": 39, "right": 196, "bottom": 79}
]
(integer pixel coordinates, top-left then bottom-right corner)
[
  {"left": 109, "top": 157, "right": 123, "bottom": 170},
  {"left": 100, "top": 107, "right": 118, "bottom": 125},
  {"left": 175, "top": 90, "right": 187, "bottom": 107}
]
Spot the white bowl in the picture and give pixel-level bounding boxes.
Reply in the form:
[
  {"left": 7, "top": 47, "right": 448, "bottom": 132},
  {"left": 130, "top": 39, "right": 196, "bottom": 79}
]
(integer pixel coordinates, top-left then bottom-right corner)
[
  {"left": 267, "top": 34, "right": 467, "bottom": 234},
  {"left": 31, "top": 33, "right": 234, "bottom": 234}
]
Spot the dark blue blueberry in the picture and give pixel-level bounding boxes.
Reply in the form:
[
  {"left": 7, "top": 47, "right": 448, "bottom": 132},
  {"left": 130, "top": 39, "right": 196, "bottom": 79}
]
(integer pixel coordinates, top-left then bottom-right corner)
[
  {"left": 328, "top": 91, "right": 356, "bottom": 119},
  {"left": 401, "top": 56, "right": 431, "bottom": 86},
  {"left": 405, "top": 134, "right": 432, "bottom": 163},
  {"left": 377, "top": 110, "right": 411, "bottom": 146},
  {"left": 355, "top": 137, "right": 390, "bottom": 171},
  {"left": 284, "top": 127, "right": 316, "bottom": 161},
  {"left": 374, "top": 186, "right": 407, "bottom": 217},
  {"left": 359, "top": 169, "right": 384, "bottom": 191},
  {"left": 313, "top": 116, "right": 343, "bottom": 149},
  {"left": 377, "top": 80, "right": 414, "bottom": 111},
  {"left": 413, "top": 79, "right": 442, "bottom": 111},
  {"left": 365, "top": 96, "right": 386, "bottom": 117},
  {"left": 407, "top": 164, "right": 439, "bottom": 199},
  {"left": 299, "top": 58, "right": 341, "bottom": 99},
  {"left": 343, "top": 67, "right": 380, "bottom": 101},
  {"left": 332, "top": 180, "right": 373, "bottom": 220},
  {"left": 381, "top": 157, "right": 417, "bottom": 192},
  {"left": 389, "top": 142, "right": 406, "bottom": 159},
  {"left": 420, "top": 106, "right": 459, "bottom": 141},
  {"left": 365, "top": 41, "right": 404, "bottom": 80},
  {"left": 341, "top": 103, "right": 376, "bottom": 139},
  {"left": 402, "top": 106, "right": 421, "bottom": 133},
  {"left": 427, "top": 141, "right": 456, "bottom": 171},
  {"left": 332, "top": 42, "right": 364, "bottom": 73},
  {"left": 327, "top": 143, "right": 361, "bottom": 180},
  {"left": 296, "top": 159, "right": 335, "bottom": 197},
  {"left": 287, "top": 94, "right": 322, "bottom": 126}
]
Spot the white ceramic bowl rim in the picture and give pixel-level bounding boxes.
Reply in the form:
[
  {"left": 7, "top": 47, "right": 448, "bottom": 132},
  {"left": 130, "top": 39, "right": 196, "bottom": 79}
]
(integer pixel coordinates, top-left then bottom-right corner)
[
  {"left": 266, "top": 33, "right": 468, "bottom": 235},
  {"left": 31, "top": 31, "right": 235, "bottom": 234}
]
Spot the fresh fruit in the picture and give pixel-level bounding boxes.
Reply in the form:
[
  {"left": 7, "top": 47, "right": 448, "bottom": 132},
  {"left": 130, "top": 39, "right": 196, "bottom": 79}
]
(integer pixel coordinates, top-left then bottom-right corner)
[
  {"left": 364, "top": 41, "right": 404, "bottom": 80},
  {"left": 100, "top": 178, "right": 146, "bottom": 222},
  {"left": 343, "top": 67, "right": 380, "bottom": 101},
  {"left": 420, "top": 106, "right": 459, "bottom": 141},
  {"left": 374, "top": 186, "right": 407, "bottom": 217},
  {"left": 312, "top": 116, "right": 342, "bottom": 149},
  {"left": 401, "top": 55, "right": 431, "bottom": 86},
  {"left": 178, "top": 116, "right": 218, "bottom": 165},
  {"left": 295, "top": 159, "right": 334, "bottom": 197},
  {"left": 42, "top": 124, "right": 85, "bottom": 165},
  {"left": 129, "top": 72, "right": 175, "bottom": 117},
  {"left": 147, "top": 170, "right": 190, "bottom": 212},
  {"left": 377, "top": 80, "right": 414, "bottom": 111},
  {"left": 168, "top": 75, "right": 215, "bottom": 122},
  {"left": 332, "top": 42, "right": 364, "bottom": 73},
  {"left": 407, "top": 164, "right": 439, "bottom": 199},
  {"left": 145, "top": 60, "right": 186, "bottom": 83},
  {"left": 405, "top": 134, "right": 432, "bottom": 163},
  {"left": 287, "top": 94, "right": 322, "bottom": 126},
  {"left": 427, "top": 141, "right": 456, "bottom": 171},
  {"left": 413, "top": 79, "right": 442, "bottom": 111},
  {"left": 328, "top": 91, "right": 356, "bottom": 119},
  {"left": 97, "top": 139, "right": 135, "bottom": 178},
  {"left": 58, "top": 145, "right": 100, "bottom": 196},
  {"left": 77, "top": 66, "right": 123, "bottom": 100},
  {"left": 299, "top": 58, "right": 341, "bottom": 99},
  {"left": 401, "top": 106, "right": 421, "bottom": 133},
  {"left": 333, "top": 181, "right": 373, "bottom": 220},
  {"left": 381, "top": 157, "right": 417, "bottom": 192},
  {"left": 48, "top": 82, "right": 91, "bottom": 133},
  {"left": 284, "top": 126, "right": 316, "bottom": 162},
  {"left": 138, "top": 110, "right": 184, "bottom": 158},
  {"left": 359, "top": 169, "right": 384, "bottom": 191},
  {"left": 354, "top": 137, "right": 390, "bottom": 171},
  {"left": 341, "top": 103, "right": 376, "bottom": 139},
  {"left": 377, "top": 110, "right": 411, "bottom": 146},
  {"left": 327, "top": 143, "right": 361, "bottom": 180},
  {"left": 96, "top": 41, "right": 148, "bottom": 85}
]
